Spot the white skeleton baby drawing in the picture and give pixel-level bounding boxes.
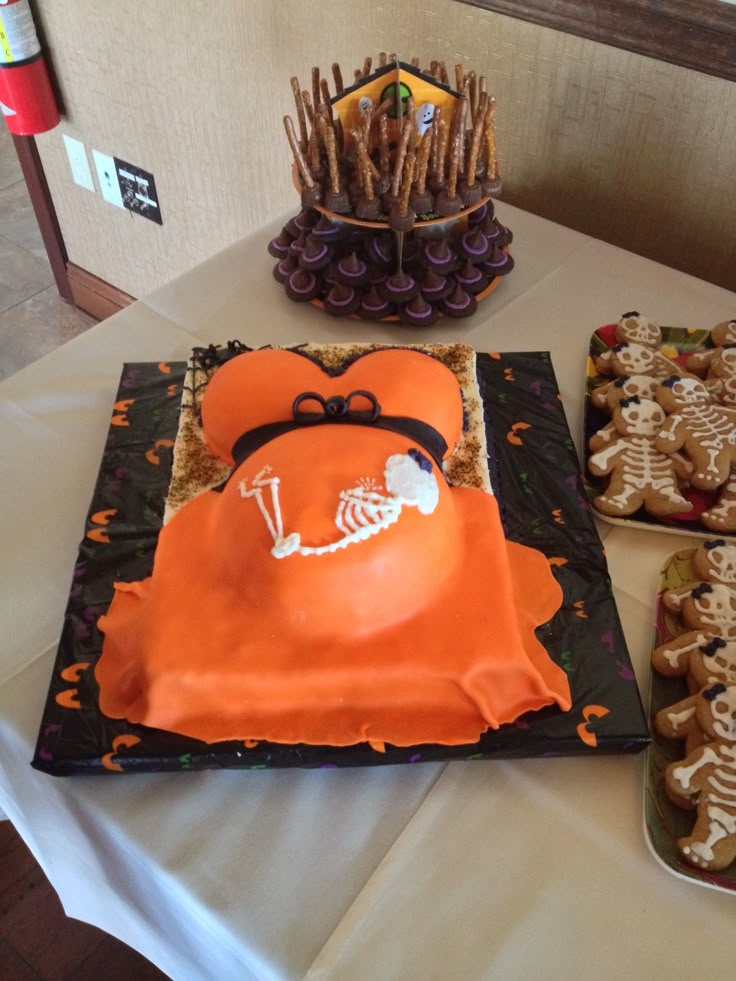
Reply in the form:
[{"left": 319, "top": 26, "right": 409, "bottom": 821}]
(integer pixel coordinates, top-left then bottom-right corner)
[{"left": 238, "top": 450, "right": 440, "bottom": 558}]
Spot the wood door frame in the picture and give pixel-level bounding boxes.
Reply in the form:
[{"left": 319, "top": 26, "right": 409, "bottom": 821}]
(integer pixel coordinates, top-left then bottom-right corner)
[
  {"left": 12, "top": 133, "right": 73, "bottom": 303},
  {"left": 10, "top": 133, "right": 135, "bottom": 318}
]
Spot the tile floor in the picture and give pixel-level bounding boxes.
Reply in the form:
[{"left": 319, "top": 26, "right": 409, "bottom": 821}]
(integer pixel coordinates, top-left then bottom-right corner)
[{"left": 0, "top": 128, "right": 97, "bottom": 383}]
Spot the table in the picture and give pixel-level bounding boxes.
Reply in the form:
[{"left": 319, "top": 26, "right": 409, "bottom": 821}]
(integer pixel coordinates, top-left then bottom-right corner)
[{"left": 2, "top": 203, "right": 735, "bottom": 981}]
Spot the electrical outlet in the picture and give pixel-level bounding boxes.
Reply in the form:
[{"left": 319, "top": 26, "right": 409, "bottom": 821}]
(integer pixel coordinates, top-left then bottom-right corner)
[
  {"left": 62, "top": 135, "right": 95, "bottom": 192},
  {"left": 91, "top": 149, "right": 124, "bottom": 208}
]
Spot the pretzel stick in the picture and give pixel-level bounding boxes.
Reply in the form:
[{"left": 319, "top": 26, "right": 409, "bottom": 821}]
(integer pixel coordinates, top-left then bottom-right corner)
[
  {"left": 455, "top": 64, "right": 464, "bottom": 92},
  {"left": 378, "top": 110, "right": 390, "bottom": 175},
  {"left": 320, "top": 79, "right": 333, "bottom": 121},
  {"left": 363, "top": 56, "right": 372, "bottom": 77},
  {"left": 362, "top": 103, "right": 374, "bottom": 145},
  {"left": 312, "top": 67, "right": 321, "bottom": 108},
  {"left": 479, "top": 75, "right": 487, "bottom": 98},
  {"left": 435, "top": 116, "right": 449, "bottom": 182},
  {"left": 415, "top": 131, "right": 432, "bottom": 193},
  {"left": 457, "top": 94, "right": 468, "bottom": 177},
  {"left": 379, "top": 51, "right": 387, "bottom": 67},
  {"left": 353, "top": 138, "right": 375, "bottom": 201},
  {"left": 475, "top": 90, "right": 488, "bottom": 128},
  {"left": 429, "top": 106, "right": 441, "bottom": 175},
  {"left": 333, "top": 114, "right": 344, "bottom": 153},
  {"left": 439, "top": 61, "right": 449, "bottom": 84},
  {"left": 485, "top": 97, "right": 497, "bottom": 179},
  {"left": 405, "top": 95, "right": 415, "bottom": 143},
  {"left": 301, "top": 89, "right": 314, "bottom": 129},
  {"left": 352, "top": 128, "right": 381, "bottom": 183},
  {"left": 390, "top": 115, "right": 413, "bottom": 197},
  {"left": 411, "top": 56, "right": 420, "bottom": 67},
  {"left": 332, "top": 62, "right": 344, "bottom": 94},
  {"left": 467, "top": 70, "right": 477, "bottom": 121},
  {"left": 388, "top": 52, "right": 397, "bottom": 62},
  {"left": 374, "top": 96, "right": 394, "bottom": 121},
  {"left": 399, "top": 153, "right": 416, "bottom": 214},
  {"left": 307, "top": 126, "right": 321, "bottom": 177},
  {"left": 354, "top": 68, "right": 362, "bottom": 81},
  {"left": 447, "top": 98, "right": 466, "bottom": 198},
  {"left": 318, "top": 109, "right": 341, "bottom": 194},
  {"left": 464, "top": 96, "right": 485, "bottom": 189},
  {"left": 290, "top": 77, "right": 308, "bottom": 151},
  {"left": 300, "top": 89, "right": 321, "bottom": 174},
  {"left": 283, "top": 115, "right": 316, "bottom": 188}
]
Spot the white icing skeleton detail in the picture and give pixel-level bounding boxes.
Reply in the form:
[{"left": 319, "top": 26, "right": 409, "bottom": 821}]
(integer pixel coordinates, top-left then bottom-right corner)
[
  {"left": 656, "top": 381, "right": 736, "bottom": 489},
  {"left": 588, "top": 400, "right": 691, "bottom": 513},
  {"left": 673, "top": 743, "right": 736, "bottom": 865},
  {"left": 238, "top": 452, "right": 439, "bottom": 558}
]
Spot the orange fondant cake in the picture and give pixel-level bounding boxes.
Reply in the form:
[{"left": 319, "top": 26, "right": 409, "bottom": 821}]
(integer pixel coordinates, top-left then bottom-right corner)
[{"left": 96, "top": 345, "right": 571, "bottom": 746}]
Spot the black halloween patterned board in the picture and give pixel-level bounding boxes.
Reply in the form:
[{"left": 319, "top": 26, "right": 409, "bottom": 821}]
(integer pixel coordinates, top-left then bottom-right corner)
[{"left": 32, "top": 349, "right": 649, "bottom": 775}]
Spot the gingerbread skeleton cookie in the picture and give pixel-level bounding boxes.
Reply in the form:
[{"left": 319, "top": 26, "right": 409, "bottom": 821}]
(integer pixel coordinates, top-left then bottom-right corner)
[
  {"left": 590, "top": 374, "right": 660, "bottom": 416},
  {"left": 702, "top": 472, "right": 736, "bottom": 533},
  {"left": 686, "top": 320, "right": 736, "bottom": 377},
  {"left": 692, "top": 539, "right": 736, "bottom": 583},
  {"left": 652, "top": 634, "right": 736, "bottom": 692},
  {"left": 593, "top": 312, "right": 663, "bottom": 374},
  {"left": 655, "top": 691, "right": 712, "bottom": 758},
  {"left": 665, "top": 683, "right": 736, "bottom": 871},
  {"left": 594, "top": 341, "right": 693, "bottom": 381},
  {"left": 655, "top": 376, "right": 736, "bottom": 491},
  {"left": 588, "top": 397, "right": 692, "bottom": 517}
]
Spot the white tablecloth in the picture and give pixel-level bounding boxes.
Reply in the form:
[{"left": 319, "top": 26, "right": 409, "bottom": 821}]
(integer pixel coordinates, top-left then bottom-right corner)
[{"left": 2, "top": 204, "right": 735, "bottom": 980}]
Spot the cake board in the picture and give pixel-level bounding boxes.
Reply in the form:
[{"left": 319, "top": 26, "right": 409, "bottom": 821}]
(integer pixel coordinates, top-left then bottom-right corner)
[{"left": 32, "top": 349, "right": 649, "bottom": 775}]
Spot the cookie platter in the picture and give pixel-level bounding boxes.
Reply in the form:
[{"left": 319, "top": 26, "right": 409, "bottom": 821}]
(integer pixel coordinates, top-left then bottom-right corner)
[
  {"left": 644, "top": 546, "right": 736, "bottom": 893},
  {"left": 268, "top": 54, "right": 514, "bottom": 324},
  {"left": 583, "top": 316, "right": 736, "bottom": 540}
]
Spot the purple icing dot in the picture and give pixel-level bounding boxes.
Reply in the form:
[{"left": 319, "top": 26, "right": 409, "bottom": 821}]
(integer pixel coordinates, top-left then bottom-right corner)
[{"left": 409, "top": 754, "right": 422, "bottom": 762}]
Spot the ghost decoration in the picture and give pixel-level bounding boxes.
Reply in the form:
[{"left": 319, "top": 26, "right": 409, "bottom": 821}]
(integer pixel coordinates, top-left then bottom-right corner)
[
  {"left": 416, "top": 102, "right": 435, "bottom": 137},
  {"left": 358, "top": 96, "right": 375, "bottom": 116}
]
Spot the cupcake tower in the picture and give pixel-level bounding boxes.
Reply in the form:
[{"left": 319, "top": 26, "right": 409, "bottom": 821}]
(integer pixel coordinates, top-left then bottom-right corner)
[{"left": 268, "top": 53, "right": 514, "bottom": 323}]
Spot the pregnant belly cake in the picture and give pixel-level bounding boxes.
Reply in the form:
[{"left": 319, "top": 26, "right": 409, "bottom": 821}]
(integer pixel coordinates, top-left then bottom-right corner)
[{"left": 95, "top": 344, "right": 571, "bottom": 746}]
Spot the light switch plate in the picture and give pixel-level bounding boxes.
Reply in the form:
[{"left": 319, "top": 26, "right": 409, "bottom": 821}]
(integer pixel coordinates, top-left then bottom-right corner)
[
  {"left": 62, "top": 134, "right": 95, "bottom": 192},
  {"left": 91, "top": 148, "right": 124, "bottom": 208}
]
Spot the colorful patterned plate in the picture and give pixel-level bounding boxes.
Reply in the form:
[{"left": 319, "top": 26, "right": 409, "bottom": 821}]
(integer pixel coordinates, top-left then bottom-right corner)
[
  {"left": 583, "top": 324, "right": 736, "bottom": 541},
  {"left": 644, "top": 546, "right": 736, "bottom": 894}
]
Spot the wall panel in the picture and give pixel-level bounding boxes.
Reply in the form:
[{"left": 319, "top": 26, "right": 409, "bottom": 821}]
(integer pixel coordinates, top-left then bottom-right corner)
[{"left": 33, "top": 0, "right": 736, "bottom": 297}]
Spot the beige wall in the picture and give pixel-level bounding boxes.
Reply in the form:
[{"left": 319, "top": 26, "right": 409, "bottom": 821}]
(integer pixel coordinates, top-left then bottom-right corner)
[{"left": 33, "top": 0, "right": 736, "bottom": 298}]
